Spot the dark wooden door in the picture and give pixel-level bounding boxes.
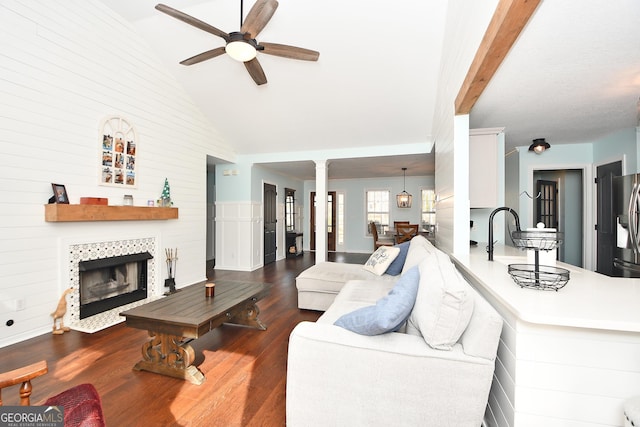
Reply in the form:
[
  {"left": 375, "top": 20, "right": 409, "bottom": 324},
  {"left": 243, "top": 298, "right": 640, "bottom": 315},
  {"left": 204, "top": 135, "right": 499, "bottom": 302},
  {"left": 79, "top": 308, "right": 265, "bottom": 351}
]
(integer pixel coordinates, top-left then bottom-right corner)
[
  {"left": 310, "top": 191, "right": 336, "bottom": 251},
  {"left": 536, "top": 180, "right": 558, "bottom": 228},
  {"left": 263, "top": 183, "right": 277, "bottom": 265},
  {"left": 596, "top": 161, "right": 622, "bottom": 275}
]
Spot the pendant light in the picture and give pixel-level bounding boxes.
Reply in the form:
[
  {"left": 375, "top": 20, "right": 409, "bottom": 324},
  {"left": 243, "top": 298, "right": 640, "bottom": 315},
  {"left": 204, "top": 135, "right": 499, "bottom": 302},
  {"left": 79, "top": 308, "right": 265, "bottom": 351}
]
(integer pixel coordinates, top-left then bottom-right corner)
[{"left": 396, "top": 167, "right": 413, "bottom": 208}]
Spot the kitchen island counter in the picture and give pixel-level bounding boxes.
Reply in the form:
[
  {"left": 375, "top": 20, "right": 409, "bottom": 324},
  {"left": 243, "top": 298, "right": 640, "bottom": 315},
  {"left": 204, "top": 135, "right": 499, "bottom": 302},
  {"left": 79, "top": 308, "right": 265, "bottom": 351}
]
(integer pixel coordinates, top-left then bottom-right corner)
[
  {"left": 449, "top": 244, "right": 640, "bottom": 427},
  {"left": 451, "top": 244, "right": 640, "bottom": 333}
]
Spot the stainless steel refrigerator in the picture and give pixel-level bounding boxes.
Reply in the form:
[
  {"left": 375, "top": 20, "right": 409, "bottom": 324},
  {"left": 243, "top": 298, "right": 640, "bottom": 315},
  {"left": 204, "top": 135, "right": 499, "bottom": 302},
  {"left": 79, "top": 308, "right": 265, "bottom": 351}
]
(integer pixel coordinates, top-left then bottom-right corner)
[{"left": 613, "top": 173, "right": 640, "bottom": 277}]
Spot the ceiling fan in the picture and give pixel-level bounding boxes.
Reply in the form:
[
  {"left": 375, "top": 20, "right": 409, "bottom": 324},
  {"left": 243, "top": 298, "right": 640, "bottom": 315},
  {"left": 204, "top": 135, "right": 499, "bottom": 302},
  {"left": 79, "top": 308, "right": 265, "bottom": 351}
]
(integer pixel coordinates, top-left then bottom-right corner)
[{"left": 155, "top": 0, "right": 319, "bottom": 85}]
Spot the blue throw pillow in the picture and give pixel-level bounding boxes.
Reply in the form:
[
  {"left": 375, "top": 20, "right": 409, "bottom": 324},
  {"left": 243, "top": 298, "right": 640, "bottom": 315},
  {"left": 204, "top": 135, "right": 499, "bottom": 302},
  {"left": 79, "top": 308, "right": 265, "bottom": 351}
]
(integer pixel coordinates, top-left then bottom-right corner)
[
  {"left": 334, "top": 266, "right": 420, "bottom": 335},
  {"left": 384, "top": 241, "right": 411, "bottom": 276}
]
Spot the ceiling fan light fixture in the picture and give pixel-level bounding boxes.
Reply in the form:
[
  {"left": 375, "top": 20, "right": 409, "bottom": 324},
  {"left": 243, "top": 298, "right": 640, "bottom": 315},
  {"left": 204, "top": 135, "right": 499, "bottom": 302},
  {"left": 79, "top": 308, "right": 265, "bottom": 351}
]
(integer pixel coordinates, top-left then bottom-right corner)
[
  {"left": 528, "top": 138, "right": 550, "bottom": 154},
  {"left": 226, "top": 40, "right": 257, "bottom": 62}
]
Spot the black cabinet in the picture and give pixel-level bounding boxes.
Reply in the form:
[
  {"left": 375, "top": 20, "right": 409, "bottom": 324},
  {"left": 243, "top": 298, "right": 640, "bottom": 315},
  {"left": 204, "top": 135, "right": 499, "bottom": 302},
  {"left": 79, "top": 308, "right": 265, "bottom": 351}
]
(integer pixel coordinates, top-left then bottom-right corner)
[{"left": 286, "top": 232, "right": 303, "bottom": 258}]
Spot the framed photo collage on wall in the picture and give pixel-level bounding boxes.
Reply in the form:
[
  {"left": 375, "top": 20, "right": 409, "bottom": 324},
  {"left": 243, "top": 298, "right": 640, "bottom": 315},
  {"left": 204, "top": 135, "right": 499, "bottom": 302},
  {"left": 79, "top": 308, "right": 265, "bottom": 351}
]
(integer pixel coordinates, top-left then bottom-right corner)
[{"left": 100, "top": 116, "right": 137, "bottom": 188}]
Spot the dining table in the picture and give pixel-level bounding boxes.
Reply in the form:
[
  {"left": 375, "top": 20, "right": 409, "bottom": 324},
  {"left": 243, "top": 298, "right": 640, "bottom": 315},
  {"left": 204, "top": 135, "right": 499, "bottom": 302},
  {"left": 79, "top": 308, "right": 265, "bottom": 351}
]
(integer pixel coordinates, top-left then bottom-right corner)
[{"left": 382, "top": 224, "right": 431, "bottom": 244}]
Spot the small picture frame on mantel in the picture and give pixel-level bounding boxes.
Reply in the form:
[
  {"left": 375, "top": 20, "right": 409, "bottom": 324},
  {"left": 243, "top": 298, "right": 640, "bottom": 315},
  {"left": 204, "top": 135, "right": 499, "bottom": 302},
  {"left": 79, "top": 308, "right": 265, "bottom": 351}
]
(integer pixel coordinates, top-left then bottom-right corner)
[{"left": 50, "top": 183, "right": 69, "bottom": 204}]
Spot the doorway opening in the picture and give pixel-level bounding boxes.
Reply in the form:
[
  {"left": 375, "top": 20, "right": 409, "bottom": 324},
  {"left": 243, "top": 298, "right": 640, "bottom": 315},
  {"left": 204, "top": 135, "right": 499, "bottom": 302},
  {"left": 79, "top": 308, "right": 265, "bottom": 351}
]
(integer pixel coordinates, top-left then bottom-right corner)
[
  {"left": 206, "top": 158, "right": 218, "bottom": 277},
  {"left": 310, "top": 191, "right": 337, "bottom": 251},
  {"left": 264, "top": 182, "right": 277, "bottom": 265},
  {"left": 532, "top": 169, "right": 584, "bottom": 267}
]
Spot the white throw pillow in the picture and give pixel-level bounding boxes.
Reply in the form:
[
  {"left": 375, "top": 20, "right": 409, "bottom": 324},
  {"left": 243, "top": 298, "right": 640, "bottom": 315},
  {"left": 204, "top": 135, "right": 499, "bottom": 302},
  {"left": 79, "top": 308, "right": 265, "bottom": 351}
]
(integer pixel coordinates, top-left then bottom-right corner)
[
  {"left": 401, "top": 235, "right": 435, "bottom": 275},
  {"left": 408, "top": 250, "right": 474, "bottom": 350},
  {"left": 362, "top": 246, "right": 401, "bottom": 276}
]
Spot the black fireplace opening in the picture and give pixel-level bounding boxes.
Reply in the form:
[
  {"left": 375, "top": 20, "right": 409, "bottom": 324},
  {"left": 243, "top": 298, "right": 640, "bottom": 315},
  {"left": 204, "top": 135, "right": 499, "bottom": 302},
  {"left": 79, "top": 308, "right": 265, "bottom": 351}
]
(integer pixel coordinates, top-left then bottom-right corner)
[{"left": 79, "top": 252, "right": 152, "bottom": 319}]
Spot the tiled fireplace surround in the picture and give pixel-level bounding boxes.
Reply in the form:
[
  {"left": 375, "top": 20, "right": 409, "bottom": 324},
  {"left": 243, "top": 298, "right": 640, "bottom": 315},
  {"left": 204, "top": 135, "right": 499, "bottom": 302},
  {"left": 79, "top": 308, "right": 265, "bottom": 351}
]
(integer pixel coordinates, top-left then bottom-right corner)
[{"left": 67, "top": 237, "right": 162, "bottom": 333}]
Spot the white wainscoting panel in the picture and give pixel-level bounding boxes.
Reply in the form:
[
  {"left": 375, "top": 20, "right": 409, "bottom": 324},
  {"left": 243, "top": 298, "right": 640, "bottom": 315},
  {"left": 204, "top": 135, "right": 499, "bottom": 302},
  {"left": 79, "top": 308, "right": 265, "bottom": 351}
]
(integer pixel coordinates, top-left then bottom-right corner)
[{"left": 215, "top": 201, "right": 262, "bottom": 271}]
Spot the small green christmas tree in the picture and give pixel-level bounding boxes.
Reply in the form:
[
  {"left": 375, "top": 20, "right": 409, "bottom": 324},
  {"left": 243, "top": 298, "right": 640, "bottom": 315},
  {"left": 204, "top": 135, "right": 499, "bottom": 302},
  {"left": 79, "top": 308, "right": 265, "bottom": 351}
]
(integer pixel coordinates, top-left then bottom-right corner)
[{"left": 159, "top": 178, "right": 172, "bottom": 206}]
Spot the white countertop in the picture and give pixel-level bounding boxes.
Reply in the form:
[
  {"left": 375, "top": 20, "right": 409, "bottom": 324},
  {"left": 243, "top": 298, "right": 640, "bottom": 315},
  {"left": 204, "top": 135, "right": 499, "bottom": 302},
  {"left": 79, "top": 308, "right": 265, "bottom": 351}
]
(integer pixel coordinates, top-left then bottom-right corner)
[{"left": 450, "top": 244, "right": 640, "bottom": 333}]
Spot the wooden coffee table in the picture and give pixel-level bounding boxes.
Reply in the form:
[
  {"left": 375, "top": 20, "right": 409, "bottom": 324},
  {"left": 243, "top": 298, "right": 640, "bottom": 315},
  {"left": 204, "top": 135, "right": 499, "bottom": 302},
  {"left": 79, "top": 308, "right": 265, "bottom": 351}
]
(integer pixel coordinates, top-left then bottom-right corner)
[{"left": 120, "top": 280, "right": 268, "bottom": 385}]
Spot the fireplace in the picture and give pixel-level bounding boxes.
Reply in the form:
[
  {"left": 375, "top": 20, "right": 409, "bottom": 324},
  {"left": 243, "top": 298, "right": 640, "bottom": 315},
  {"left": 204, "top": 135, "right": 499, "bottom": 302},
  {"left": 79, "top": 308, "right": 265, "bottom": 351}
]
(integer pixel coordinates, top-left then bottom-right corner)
[
  {"left": 67, "top": 237, "right": 159, "bottom": 332},
  {"left": 79, "top": 252, "right": 152, "bottom": 319}
]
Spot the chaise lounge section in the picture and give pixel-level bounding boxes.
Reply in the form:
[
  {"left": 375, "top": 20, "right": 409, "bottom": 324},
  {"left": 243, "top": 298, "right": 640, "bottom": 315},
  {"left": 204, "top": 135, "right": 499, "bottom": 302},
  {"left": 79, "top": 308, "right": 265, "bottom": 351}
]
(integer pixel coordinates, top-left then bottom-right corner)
[{"left": 295, "top": 261, "right": 398, "bottom": 311}]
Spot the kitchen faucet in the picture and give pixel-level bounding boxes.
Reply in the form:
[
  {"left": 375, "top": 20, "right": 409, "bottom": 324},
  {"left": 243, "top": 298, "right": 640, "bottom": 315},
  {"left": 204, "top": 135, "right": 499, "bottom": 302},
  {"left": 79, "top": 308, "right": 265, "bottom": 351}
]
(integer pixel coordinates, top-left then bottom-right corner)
[{"left": 488, "top": 207, "right": 521, "bottom": 261}]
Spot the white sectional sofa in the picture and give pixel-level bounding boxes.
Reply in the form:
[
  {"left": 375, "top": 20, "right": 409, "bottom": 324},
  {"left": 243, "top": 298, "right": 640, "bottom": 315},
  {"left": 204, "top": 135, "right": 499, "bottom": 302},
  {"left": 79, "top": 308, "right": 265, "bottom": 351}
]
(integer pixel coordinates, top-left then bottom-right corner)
[{"left": 287, "top": 236, "right": 503, "bottom": 426}]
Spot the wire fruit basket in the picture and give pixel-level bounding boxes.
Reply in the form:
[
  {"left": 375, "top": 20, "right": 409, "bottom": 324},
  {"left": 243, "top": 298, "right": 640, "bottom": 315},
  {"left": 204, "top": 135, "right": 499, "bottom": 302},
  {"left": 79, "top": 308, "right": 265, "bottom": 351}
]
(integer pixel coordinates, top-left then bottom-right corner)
[
  {"left": 507, "top": 264, "right": 569, "bottom": 291},
  {"left": 508, "top": 229, "right": 569, "bottom": 291},
  {"left": 511, "top": 230, "right": 564, "bottom": 251}
]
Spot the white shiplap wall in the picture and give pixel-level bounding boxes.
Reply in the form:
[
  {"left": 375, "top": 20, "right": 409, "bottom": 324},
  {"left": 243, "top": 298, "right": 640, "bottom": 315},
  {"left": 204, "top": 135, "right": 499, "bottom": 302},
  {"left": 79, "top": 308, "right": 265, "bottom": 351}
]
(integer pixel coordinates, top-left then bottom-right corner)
[
  {"left": 485, "top": 298, "right": 640, "bottom": 426},
  {"left": 0, "top": 0, "right": 235, "bottom": 348},
  {"left": 431, "top": 0, "right": 498, "bottom": 255},
  {"left": 432, "top": 1, "right": 504, "bottom": 425},
  {"left": 459, "top": 266, "right": 640, "bottom": 427}
]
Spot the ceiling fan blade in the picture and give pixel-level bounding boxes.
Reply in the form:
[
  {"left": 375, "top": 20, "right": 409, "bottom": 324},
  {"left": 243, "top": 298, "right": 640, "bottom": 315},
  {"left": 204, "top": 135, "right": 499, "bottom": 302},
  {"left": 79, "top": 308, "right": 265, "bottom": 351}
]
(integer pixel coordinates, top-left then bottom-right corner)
[
  {"left": 260, "top": 42, "right": 319, "bottom": 61},
  {"left": 155, "top": 3, "right": 230, "bottom": 42},
  {"left": 244, "top": 58, "right": 267, "bottom": 85},
  {"left": 241, "top": 0, "right": 279, "bottom": 39},
  {"left": 180, "top": 47, "right": 227, "bottom": 66}
]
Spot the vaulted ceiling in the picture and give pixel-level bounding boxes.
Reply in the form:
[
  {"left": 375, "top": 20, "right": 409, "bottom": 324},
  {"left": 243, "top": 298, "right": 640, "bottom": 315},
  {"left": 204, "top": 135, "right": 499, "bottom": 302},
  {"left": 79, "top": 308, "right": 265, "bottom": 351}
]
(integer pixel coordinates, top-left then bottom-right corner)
[{"left": 98, "top": 0, "right": 640, "bottom": 179}]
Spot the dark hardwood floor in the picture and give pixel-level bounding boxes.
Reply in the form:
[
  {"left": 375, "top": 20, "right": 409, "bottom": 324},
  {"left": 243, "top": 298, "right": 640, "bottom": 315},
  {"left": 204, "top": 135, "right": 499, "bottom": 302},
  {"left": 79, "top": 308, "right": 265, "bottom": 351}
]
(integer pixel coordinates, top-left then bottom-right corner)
[{"left": 1, "top": 252, "right": 370, "bottom": 426}]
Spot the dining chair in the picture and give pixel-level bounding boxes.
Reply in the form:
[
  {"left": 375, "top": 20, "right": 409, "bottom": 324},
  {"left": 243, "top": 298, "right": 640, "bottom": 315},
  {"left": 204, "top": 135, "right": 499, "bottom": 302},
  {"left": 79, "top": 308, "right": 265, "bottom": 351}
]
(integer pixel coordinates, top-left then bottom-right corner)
[
  {"left": 395, "top": 224, "right": 419, "bottom": 244},
  {"left": 393, "top": 221, "right": 410, "bottom": 229},
  {"left": 370, "top": 222, "right": 394, "bottom": 250}
]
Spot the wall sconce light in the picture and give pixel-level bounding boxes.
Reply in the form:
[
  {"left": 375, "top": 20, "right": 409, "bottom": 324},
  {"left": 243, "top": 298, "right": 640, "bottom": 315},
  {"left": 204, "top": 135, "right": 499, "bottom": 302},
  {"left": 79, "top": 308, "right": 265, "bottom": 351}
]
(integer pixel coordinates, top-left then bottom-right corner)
[
  {"left": 396, "top": 167, "right": 413, "bottom": 208},
  {"left": 528, "top": 138, "right": 550, "bottom": 154}
]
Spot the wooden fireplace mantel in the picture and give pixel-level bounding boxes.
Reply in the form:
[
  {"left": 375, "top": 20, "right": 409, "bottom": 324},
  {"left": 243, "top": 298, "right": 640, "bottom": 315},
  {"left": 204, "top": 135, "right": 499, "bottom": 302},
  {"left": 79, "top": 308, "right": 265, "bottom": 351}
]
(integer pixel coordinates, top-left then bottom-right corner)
[{"left": 44, "top": 204, "right": 178, "bottom": 222}]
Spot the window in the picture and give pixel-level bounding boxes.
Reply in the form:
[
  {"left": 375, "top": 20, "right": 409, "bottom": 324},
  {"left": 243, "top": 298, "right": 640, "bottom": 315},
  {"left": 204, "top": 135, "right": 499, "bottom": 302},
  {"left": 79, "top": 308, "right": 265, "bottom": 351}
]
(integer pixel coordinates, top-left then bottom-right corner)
[
  {"left": 285, "top": 188, "right": 295, "bottom": 231},
  {"left": 327, "top": 192, "right": 333, "bottom": 233},
  {"left": 366, "top": 190, "right": 390, "bottom": 234},
  {"left": 535, "top": 180, "right": 558, "bottom": 228},
  {"left": 337, "top": 192, "right": 345, "bottom": 246},
  {"left": 421, "top": 189, "right": 436, "bottom": 229}
]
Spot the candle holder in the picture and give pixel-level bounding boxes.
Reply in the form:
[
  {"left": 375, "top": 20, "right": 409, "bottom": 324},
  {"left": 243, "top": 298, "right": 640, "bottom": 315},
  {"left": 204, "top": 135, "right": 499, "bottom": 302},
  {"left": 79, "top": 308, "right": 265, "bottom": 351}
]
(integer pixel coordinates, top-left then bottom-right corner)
[{"left": 205, "top": 282, "right": 215, "bottom": 298}]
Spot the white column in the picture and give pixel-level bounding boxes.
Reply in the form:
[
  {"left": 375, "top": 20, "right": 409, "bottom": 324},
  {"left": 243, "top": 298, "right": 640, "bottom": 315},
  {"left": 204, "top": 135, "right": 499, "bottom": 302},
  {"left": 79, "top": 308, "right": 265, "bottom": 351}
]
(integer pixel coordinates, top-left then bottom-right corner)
[
  {"left": 314, "top": 160, "right": 329, "bottom": 263},
  {"left": 453, "top": 114, "right": 471, "bottom": 255}
]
